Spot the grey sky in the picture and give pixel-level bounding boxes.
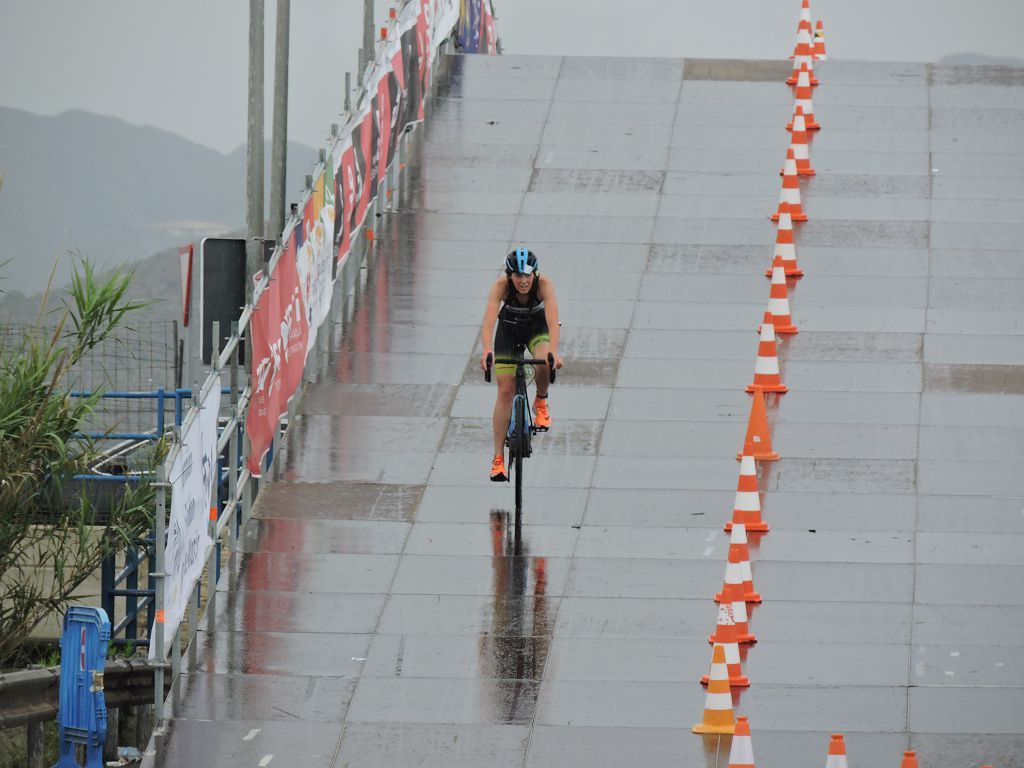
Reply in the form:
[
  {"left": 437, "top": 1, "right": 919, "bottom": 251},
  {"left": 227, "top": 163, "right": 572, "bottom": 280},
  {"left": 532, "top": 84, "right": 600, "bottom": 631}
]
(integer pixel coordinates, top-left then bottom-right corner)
[{"left": 1, "top": 0, "right": 1023, "bottom": 155}]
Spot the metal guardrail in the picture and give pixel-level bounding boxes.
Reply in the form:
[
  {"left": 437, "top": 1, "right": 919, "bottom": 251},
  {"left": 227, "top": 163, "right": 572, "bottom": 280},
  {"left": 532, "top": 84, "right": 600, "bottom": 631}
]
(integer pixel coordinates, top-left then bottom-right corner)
[{"left": 0, "top": 659, "right": 169, "bottom": 768}]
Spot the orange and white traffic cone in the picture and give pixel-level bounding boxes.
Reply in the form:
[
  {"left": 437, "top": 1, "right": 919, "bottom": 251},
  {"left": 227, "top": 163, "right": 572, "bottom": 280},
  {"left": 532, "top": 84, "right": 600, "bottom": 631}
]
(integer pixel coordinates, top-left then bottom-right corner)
[
  {"left": 788, "top": 70, "right": 821, "bottom": 131},
  {"left": 747, "top": 313, "right": 788, "bottom": 392},
  {"left": 727, "top": 716, "right": 757, "bottom": 768},
  {"left": 772, "top": 148, "right": 808, "bottom": 222},
  {"left": 702, "top": 601, "right": 750, "bottom": 687},
  {"left": 825, "top": 734, "right": 849, "bottom": 768},
  {"left": 813, "top": 20, "right": 828, "bottom": 60},
  {"left": 787, "top": 22, "right": 820, "bottom": 86},
  {"left": 766, "top": 260, "right": 799, "bottom": 335},
  {"left": 900, "top": 752, "right": 920, "bottom": 768},
  {"left": 796, "top": 0, "right": 812, "bottom": 32},
  {"left": 767, "top": 203, "right": 804, "bottom": 278},
  {"left": 726, "top": 444, "right": 770, "bottom": 531},
  {"left": 737, "top": 387, "right": 781, "bottom": 461},
  {"left": 786, "top": 107, "right": 816, "bottom": 176},
  {"left": 716, "top": 525, "right": 761, "bottom": 602},
  {"left": 692, "top": 643, "right": 736, "bottom": 734},
  {"left": 710, "top": 573, "right": 756, "bottom": 644}
]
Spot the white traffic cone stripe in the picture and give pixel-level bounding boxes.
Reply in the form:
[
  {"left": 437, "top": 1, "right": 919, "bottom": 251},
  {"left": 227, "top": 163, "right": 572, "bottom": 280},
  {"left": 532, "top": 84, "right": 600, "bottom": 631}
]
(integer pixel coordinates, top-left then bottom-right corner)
[
  {"left": 754, "top": 356, "right": 780, "bottom": 375},
  {"left": 729, "top": 737, "right": 755, "bottom": 765},
  {"left": 826, "top": 757, "right": 848, "bottom": 768},
  {"left": 768, "top": 296, "right": 791, "bottom": 315},
  {"left": 739, "top": 560, "right": 754, "bottom": 584},
  {"left": 732, "top": 597, "right": 749, "bottom": 623},
  {"left": 723, "top": 641, "right": 741, "bottom": 665},
  {"left": 730, "top": 522, "right": 749, "bottom": 544},
  {"left": 735, "top": 490, "right": 760, "bottom": 509},
  {"left": 706, "top": 692, "right": 732, "bottom": 709},
  {"left": 740, "top": 455, "right": 756, "bottom": 476}
]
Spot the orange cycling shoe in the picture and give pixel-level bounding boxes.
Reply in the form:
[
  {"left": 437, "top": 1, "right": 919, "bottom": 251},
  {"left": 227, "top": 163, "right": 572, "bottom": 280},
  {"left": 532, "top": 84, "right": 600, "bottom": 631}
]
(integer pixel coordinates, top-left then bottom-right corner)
[
  {"left": 534, "top": 395, "right": 551, "bottom": 431},
  {"left": 490, "top": 454, "right": 508, "bottom": 482}
]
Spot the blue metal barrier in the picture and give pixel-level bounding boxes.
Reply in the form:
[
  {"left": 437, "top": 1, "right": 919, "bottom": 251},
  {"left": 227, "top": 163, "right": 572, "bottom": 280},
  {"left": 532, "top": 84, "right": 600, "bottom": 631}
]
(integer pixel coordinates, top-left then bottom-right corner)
[{"left": 53, "top": 607, "right": 110, "bottom": 768}]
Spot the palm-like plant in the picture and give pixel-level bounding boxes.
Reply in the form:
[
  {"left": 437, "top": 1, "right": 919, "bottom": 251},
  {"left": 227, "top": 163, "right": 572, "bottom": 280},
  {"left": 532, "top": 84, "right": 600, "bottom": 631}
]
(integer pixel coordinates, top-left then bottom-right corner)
[{"left": 0, "top": 260, "right": 156, "bottom": 666}]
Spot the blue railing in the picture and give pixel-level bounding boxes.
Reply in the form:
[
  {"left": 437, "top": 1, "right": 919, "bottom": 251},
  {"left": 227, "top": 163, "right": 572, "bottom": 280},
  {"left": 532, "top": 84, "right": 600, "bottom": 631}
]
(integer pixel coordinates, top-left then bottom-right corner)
[{"left": 72, "top": 386, "right": 233, "bottom": 647}]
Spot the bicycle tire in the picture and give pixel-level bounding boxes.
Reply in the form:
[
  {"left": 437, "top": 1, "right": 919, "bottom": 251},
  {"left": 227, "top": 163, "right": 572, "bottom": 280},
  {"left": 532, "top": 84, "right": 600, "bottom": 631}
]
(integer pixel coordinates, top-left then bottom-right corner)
[{"left": 513, "top": 397, "right": 528, "bottom": 515}]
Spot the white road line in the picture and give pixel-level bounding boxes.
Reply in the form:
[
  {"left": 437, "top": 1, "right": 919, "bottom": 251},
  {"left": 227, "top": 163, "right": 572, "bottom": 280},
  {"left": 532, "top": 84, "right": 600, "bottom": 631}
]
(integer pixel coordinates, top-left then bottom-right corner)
[
  {"left": 259, "top": 755, "right": 274, "bottom": 767},
  {"left": 243, "top": 729, "right": 262, "bottom": 741}
]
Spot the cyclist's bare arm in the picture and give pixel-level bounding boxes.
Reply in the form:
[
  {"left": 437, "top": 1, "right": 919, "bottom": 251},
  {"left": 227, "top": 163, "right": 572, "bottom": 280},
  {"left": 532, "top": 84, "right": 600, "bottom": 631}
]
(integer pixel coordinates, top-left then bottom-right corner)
[
  {"left": 538, "top": 276, "right": 564, "bottom": 369},
  {"left": 480, "top": 277, "right": 505, "bottom": 369}
]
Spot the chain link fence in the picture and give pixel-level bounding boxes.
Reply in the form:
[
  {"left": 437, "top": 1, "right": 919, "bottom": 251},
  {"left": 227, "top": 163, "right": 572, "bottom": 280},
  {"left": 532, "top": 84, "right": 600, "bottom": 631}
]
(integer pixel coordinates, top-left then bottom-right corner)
[{"left": 0, "top": 320, "right": 180, "bottom": 451}]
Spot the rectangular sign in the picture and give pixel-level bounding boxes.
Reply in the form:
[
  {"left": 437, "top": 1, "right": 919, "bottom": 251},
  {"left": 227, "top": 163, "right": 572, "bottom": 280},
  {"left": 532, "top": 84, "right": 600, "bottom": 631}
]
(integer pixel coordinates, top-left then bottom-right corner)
[
  {"left": 199, "top": 237, "right": 247, "bottom": 365},
  {"left": 151, "top": 382, "right": 220, "bottom": 659}
]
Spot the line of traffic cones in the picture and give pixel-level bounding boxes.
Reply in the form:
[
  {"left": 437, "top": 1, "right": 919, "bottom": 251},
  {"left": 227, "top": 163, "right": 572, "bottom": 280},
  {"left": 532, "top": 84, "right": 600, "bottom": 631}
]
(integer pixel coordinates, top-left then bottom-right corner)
[
  {"left": 697, "top": 6, "right": 997, "bottom": 764},
  {"left": 693, "top": 0, "right": 829, "bottom": 743}
]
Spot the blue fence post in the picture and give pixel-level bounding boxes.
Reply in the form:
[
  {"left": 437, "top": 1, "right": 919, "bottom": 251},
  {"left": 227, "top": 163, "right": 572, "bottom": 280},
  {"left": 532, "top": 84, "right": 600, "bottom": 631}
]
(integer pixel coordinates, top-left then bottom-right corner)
[
  {"left": 156, "top": 388, "right": 166, "bottom": 437},
  {"left": 53, "top": 607, "right": 110, "bottom": 768}
]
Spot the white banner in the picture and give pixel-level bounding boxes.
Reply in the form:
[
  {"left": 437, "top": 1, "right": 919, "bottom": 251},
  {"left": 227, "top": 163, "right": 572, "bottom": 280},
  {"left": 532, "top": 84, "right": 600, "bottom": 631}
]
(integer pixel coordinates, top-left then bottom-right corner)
[
  {"left": 431, "top": 0, "right": 460, "bottom": 48},
  {"left": 296, "top": 169, "right": 336, "bottom": 353},
  {"left": 152, "top": 382, "right": 220, "bottom": 659}
]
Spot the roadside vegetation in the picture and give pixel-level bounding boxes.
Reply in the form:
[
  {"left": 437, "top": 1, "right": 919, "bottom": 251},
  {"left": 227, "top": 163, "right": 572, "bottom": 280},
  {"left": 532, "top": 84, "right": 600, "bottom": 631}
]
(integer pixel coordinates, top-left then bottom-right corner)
[{"left": 0, "top": 258, "right": 157, "bottom": 669}]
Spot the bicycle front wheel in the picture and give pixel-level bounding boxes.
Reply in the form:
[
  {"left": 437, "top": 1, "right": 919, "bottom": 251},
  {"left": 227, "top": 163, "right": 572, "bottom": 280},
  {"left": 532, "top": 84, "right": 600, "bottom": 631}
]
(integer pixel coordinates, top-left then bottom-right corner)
[
  {"left": 514, "top": 446, "right": 523, "bottom": 516},
  {"left": 514, "top": 400, "right": 528, "bottom": 516}
]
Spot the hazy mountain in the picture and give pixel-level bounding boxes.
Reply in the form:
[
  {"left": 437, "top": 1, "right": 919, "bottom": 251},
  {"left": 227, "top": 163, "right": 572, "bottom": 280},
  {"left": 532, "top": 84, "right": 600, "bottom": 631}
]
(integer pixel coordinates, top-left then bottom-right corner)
[{"left": 0, "top": 106, "right": 319, "bottom": 301}]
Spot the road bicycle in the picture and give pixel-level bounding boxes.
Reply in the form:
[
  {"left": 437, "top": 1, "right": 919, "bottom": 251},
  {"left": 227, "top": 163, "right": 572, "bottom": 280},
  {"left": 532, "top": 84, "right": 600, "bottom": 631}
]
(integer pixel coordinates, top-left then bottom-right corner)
[{"left": 484, "top": 347, "right": 556, "bottom": 517}]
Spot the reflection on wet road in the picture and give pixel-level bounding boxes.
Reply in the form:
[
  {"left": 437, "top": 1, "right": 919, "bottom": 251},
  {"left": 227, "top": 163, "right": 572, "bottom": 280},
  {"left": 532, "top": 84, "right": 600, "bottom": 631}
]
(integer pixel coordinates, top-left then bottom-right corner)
[
  {"left": 149, "top": 53, "right": 1024, "bottom": 768},
  {"left": 479, "top": 510, "right": 553, "bottom": 724}
]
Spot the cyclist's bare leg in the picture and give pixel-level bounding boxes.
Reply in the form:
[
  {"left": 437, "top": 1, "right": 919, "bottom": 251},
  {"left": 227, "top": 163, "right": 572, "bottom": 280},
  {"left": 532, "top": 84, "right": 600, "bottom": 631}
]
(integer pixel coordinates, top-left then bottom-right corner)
[
  {"left": 493, "top": 375, "right": 514, "bottom": 456},
  {"left": 531, "top": 340, "right": 552, "bottom": 398}
]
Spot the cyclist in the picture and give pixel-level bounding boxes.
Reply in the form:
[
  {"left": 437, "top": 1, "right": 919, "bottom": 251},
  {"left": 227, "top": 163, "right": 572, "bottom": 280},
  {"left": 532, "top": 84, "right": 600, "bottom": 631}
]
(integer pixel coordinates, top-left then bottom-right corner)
[{"left": 480, "top": 248, "right": 563, "bottom": 482}]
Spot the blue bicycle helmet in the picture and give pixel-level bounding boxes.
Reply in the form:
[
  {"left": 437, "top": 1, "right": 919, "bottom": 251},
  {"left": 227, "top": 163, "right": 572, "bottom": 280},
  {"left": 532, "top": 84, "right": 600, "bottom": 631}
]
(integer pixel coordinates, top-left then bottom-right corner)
[{"left": 504, "top": 247, "right": 539, "bottom": 275}]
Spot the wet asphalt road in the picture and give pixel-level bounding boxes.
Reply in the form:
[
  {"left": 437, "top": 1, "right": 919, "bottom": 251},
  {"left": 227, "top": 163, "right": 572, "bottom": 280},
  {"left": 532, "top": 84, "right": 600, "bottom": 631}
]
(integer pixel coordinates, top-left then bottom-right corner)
[{"left": 150, "top": 54, "right": 1024, "bottom": 767}]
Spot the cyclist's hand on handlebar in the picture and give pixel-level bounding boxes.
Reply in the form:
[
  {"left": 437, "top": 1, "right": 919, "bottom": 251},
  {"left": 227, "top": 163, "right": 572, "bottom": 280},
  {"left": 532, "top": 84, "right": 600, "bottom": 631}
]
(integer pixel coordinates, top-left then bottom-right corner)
[
  {"left": 550, "top": 353, "right": 564, "bottom": 370},
  {"left": 480, "top": 350, "right": 493, "bottom": 371}
]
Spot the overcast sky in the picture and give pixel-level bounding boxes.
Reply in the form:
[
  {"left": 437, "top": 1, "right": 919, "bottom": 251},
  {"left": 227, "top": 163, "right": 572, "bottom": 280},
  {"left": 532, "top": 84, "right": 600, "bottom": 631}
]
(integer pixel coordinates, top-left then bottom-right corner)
[{"left": 1, "top": 0, "right": 1023, "bottom": 154}]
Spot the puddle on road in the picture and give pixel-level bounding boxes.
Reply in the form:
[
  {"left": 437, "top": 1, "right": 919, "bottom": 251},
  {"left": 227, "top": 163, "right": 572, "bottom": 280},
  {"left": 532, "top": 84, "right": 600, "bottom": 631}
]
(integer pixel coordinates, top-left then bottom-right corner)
[{"left": 924, "top": 364, "right": 1024, "bottom": 394}]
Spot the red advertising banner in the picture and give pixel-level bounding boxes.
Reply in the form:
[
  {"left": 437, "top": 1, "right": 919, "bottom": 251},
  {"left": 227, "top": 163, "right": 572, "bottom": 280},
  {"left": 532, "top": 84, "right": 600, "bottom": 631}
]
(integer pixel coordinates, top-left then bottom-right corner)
[
  {"left": 244, "top": 0, "right": 497, "bottom": 476},
  {"left": 245, "top": 239, "right": 310, "bottom": 476}
]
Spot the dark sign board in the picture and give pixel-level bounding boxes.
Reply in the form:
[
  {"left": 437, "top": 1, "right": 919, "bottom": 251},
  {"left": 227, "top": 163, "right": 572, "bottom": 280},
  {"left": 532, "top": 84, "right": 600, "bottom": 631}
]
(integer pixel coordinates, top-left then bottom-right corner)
[{"left": 199, "top": 238, "right": 246, "bottom": 364}]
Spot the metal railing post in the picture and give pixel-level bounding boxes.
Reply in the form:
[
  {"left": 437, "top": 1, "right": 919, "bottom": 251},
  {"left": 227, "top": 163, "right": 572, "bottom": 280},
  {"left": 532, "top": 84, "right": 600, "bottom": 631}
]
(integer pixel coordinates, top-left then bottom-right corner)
[
  {"left": 229, "top": 322, "right": 241, "bottom": 554},
  {"left": 104, "top": 707, "right": 119, "bottom": 762},
  {"left": 152, "top": 462, "right": 168, "bottom": 727},
  {"left": 27, "top": 721, "right": 44, "bottom": 768}
]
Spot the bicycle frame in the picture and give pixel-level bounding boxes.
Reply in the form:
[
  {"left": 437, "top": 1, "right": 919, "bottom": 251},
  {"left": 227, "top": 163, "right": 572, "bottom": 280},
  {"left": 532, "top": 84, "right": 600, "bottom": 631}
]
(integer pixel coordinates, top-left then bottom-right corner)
[{"left": 506, "top": 360, "right": 534, "bottom": 457}]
